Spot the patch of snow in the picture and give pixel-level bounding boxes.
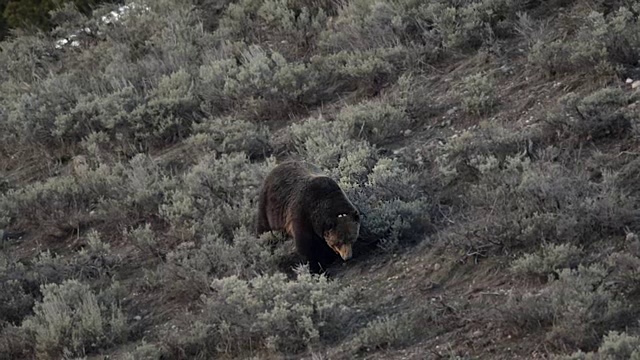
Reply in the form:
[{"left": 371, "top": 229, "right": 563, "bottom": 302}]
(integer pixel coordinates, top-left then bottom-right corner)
[
  {"left": 56, "top": 1, "right": 151, "bottom": 49},
  {"left": 55, "top": 38, "right": 69, "bottom": 48}
]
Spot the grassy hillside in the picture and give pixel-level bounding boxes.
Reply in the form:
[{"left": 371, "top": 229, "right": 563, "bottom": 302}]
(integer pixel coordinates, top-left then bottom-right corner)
[{"left": 1, "top": 0, "right": 640, "bottom": 359}]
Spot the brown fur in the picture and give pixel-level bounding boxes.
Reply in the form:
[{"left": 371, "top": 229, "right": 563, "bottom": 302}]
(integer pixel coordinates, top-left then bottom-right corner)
[{"left": 256, "top": 160, "right": 361, "bottom": 273}]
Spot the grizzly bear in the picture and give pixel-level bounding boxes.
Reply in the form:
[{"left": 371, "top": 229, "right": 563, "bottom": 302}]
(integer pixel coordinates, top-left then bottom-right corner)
[{"left": 256, "top": 160, "right": 361, "bottom": 274}]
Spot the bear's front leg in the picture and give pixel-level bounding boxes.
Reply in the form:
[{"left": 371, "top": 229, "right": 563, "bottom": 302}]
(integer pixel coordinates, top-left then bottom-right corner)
[{"left": 291, "top": 220, "right": 326, "bottom": 275}]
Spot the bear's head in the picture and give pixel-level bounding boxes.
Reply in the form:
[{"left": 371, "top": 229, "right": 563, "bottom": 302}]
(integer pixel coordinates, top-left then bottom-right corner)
[{"left": 323, "top": 210, "right": 360, "bottom": 261}]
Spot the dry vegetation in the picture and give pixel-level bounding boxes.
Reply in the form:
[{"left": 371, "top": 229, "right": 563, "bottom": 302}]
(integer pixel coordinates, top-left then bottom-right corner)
[{"left": 1, "top": 0, "right": 640, "bottom": 359}]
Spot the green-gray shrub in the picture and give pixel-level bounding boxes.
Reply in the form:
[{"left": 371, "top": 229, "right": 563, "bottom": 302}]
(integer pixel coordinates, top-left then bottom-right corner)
[
  {"left": 0, "top": 166, "right": 120, "bottom": 226},
  {"left": 116, "top": 153, "right": 176, "bottom": 218},
  {"left": 22, "top": 279, "right": 128, "bottom": 359},
  {"left": 335, "top": 98, "right": 412, "bottom": 144},
  {"left": 348, "top": 158, "right": 432, "bottom": 251},
  {"left": 160, "top": 152, "right": 276, "bottom": 237},
  {"left": 0, "top": 154, "right": 174, "bottom": 228},
  {"left": 546, "top": 87, "right": 637, "bottom": 144},
  {"left": 555, "top": 331, "right": 640, "bottom": 360},
  {"left": 0, "top": 33, "right": 58, "bottom": 85},
  {"left": 214, "top": 0, "right": 334, "bottom": 58},
  {"left": 511, "top": 243, "right": 583, "bottom": 278},
  {"left": 318, "top": 0, "right": 407, "bottom": 52},
  {"left": 502, "top": 264, "right": 635, "bottom": 350},
  {"left": 319, "top": 0, "right": 515, "bottom": 54},
  {"left": 122, "top": 340, "right": 165, "bottom": 360},
  {"left": 163, "top": 226, "right": 277, "bottom": 282},
  {"left": 288, "top": 114, "right": 369, "bottom": 169},
  {"left": 0, "top": 279, "right": 34, "bottom": 327},
  {"left": 171, "top": 268, "right": 359, "bottom": 356},
  {"left": 527, "top": 6, "right": 640, "bottom": 77},
  {"left": 198, "top": 44, "right": 406, "bottom": 119},
  {"left": 124, "top": 223, "right": 161, "bottom": 258},
  {"left": 423, "top": 1, "right": 501, "bottom": 51},
  {"left": 0, "top": 325, "right": 35, "bottom": 360},
  {"left": 125, "top": 69, "right": 199, "bottom": 146},
  {"left": 460, "top": 72, "right": 498, "bottom": 116},
  {"left": 351, "top": 313, "right": 417, "bottom": 352},
  {"left": 442, "top": 155, "right": 639, "bottom": 254},
  {"left": 187, "top": 115, "right": 272, "bottom": 158}
]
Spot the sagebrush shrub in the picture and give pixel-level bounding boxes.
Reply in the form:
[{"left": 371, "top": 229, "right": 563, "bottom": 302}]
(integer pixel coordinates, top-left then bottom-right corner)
[
  {"left": 188, "top": 115, "right": 272, "bottom": 159},
  {"left": 351, "top": 313, "right": 417, "bottom": 352},
  {"left": 546, "top": 87, "right": 637, "bottom": 143},
  {"left": 288, "top": 114, "right": 368, "bottom": 169},
  {"left": 554, "top": 331, "right": 640, "bottom": 360},
  {"left": 0, "top": 33, "right": 58, "bottom": 85},
  {"left": 0, "top": 279, "right": 34, "bottom": 327},
  {"left": 169, "top": 268, "right": 359, "bottom": 357},
  {"left": 511, "top": 243, "right": 583, "bottom": 278},
  {"left": 335, "top": 98, "right": 412, "bottom": 144},
  {"left": 21, "top": 279, "right": 128, "bottom": 359},
  {"left": 441, "top": 154, "right": 639, "bottom": 254},
  {"left": 0, "top": 167, "right": 117, "bottom": 226},
  {"left": 124, "top": 223, "right": 161, "bottom": 258},
  {"left": 0, "top": 325, "right": 34, "bottom": 360},
  {"left": 214, "top": 0, "right": 335, "bottom": 58},
  {"left": 460, "top": 72, "right": 498, "bottom": 116},
  {"left": 318, "top": 0, "right": 406, "bottom": 52},
  {"left": 121, "top": 340, "right": 165, "bottom": 360},
  {"left": 319, "top": 0, "right": 515, "bottom": 54},
  {"left": 0, "top": 154, "right": 174, "bottom": 229},
  {"left": 163, "top": 226, "right": 277, "bottom": 281},
  {"left": 198, "top": 44, "right": 407, "bottom": 119},
  {"left": 199, "top": 45, "right": 316, "bottom": 113},
  {"left": 347, "top": 157, "right": 432, "bottom": 251},
  {"left": 160, "top": 152, "right": 276, "bottom": 237},
  {"left": 421, "top": 0, "right": 515, "bottom": 51},
  {"left": 527, "top": 5, "right": 640, "bottom": 77},
  {"left": 502, "top": 264, "right": 636, "bottom": 350},
  {"left": 126, "top": 69, "right": 199, "bottom": 145}
]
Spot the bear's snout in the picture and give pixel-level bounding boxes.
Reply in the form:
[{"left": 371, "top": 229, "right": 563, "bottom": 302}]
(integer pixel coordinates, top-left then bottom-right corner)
[{"left": 337, "top": 244, "right": 352, "bottom": 261}]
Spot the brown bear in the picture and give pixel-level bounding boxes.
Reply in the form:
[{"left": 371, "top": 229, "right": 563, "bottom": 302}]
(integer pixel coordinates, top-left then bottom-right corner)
[{"left": 256, "top": 160, "right": 361, "bottom": 274}]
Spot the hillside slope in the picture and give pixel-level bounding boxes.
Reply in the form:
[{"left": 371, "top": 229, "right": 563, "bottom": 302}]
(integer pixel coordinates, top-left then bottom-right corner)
[{"left": 1, "top": 0, "right": 640, "bottom": 359}]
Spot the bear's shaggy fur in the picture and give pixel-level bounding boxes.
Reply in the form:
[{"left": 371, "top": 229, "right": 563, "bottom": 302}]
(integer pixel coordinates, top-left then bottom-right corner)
[{"left": 256, "top": 160, "right": 361, "bottom": 274}]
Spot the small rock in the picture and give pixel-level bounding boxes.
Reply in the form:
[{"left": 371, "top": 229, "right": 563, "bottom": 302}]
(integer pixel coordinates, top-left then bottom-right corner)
[
  {"left": 626, "top": 78, "right": 634, "bottom": 84},
  {"left": 632, "top": 80, "right": 640, "bottom": 89},
  {"left": 403, "top": 129, "right": 412, "bottom": 136},
  {"left": 134, "top": 315, "right": 142, "bottom": 321},
  {"left": 472, "top": 330, "right": 484, "bottom": 338},
  {"left": 446, "top": 107, "right": 458, "bottom": 115},
  {"left": 433, "top": 263, "right": 441, "bottom": 271}
]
